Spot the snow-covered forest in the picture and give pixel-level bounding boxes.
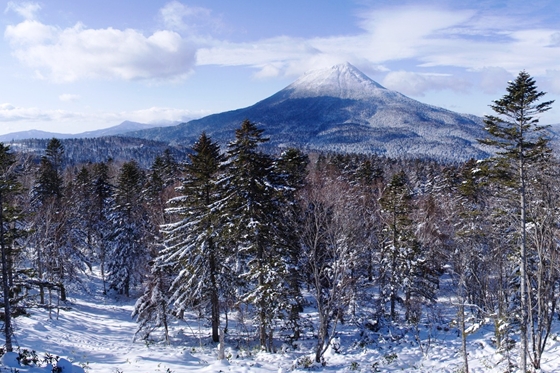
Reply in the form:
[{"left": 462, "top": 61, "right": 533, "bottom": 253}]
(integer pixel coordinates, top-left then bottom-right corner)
[{"left": 0, "top": 73, "right": 559, "bottom": 373}]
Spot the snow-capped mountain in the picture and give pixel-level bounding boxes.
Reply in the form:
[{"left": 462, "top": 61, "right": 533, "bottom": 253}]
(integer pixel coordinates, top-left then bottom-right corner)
[{"left": 127, "top": 63, "right": 490, "bottom": 161}]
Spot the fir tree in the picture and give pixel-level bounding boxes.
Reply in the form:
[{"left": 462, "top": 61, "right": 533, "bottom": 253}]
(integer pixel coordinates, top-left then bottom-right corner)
[
  {"left": 379, "top": 170, "right": 418, "bottom": 321},
  {"left": 159, "top": 132, "right": 226, "bottom": 342},
  {"left": 107, "top": 161, "right": 151, "bottom": 297},
  {"left": 133, "top": 257, "right": 171, "bottom": 344},
  {"left": 273, "top": 148, "right": 309, "bottom": 341},
  {"left": 30, "top": 138, "right": 71, "bottom": 304},
  {"left": 219, "top": 120, "right": 291, "bottom": 351},
  {"left": 91, "top": 162, "right": 114, "bottom": 294},
  {"left": 33, "top": 138, "right": 64, "bottom": 204},
  {"left": 0, "top": 144, "right": 24, "bottom": 352},
  {"left": 479, "top": 71, "right": 554, "bottom": 371}
]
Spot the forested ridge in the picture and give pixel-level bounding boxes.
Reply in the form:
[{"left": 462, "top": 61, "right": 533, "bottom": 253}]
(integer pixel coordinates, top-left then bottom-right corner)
[
  {"left": 0, "top": 72, "right": 558, "bottom": 372},
  {"left": 7, "top": 136, "right": 188, "bottom": 169}
]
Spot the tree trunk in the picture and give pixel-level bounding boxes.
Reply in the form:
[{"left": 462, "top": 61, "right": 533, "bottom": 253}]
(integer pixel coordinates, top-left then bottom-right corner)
[
  {"left": 209, "top": 248, "right": 220, "bottom": 343},
  {"left": 0, "top": 191, "right": 13, "bottom": 352},
  {"left": 459, "top": 283, "right": 469, "bottom": 373},
  {"left": 519, "top": 157, "right": 528, "bottom": 373}
]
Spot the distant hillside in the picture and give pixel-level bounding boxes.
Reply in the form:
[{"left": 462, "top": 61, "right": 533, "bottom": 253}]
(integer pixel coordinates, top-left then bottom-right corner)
[
  {"left": 10, "top": 136, "right": 188, "bottom": 168},
  {"left": 124, "top": 63, "right": 491, "bottom": 162},
  {"left": 0, "top": 121, "right": 174, "bottom": 142}
]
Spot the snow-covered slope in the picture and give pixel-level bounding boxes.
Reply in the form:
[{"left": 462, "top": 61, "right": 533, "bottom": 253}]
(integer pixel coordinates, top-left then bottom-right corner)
[
  {"left": 6, "top": 268, "right": 560, "bottom": 372},
  {"left": 126, "top": 63, "right": 490, "bottom": 162},
  {"left": 285, "top": 63, "right": 387, "bottom": 100}
]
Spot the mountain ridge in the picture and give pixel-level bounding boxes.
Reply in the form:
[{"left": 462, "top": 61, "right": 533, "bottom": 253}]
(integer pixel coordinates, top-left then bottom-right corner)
[
  {"left": 124, "top": 63, "right": 490, "bottom": 161},
  {"left": 0, "top": 121, "right": 173, "bottom": 142}
]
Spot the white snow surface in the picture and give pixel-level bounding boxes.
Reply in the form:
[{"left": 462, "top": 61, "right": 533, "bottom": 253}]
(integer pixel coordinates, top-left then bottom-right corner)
[
  {"left": 286, "top": 63, "right": 388, "bottom": 100},
  {"left": 3, "top": 268, "right": 560, "bottom": 372}
]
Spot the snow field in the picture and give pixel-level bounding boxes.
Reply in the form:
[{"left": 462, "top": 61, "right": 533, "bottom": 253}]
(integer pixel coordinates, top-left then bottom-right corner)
[{"left": 2, "top": 269, "right": 560, "bottom": 372}]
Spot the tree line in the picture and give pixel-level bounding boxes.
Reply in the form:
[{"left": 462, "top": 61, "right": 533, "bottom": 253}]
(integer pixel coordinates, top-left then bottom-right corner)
[{"left": 0, "top": 71, "right": 557, "bottom": 372}]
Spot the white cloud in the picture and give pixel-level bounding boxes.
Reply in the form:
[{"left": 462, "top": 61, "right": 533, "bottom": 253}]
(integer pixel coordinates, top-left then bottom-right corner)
[
  {"left": 114, "top": 107, "right": 207, "bottom": 125},
  {"left": 549, "top": 32, "right": 560, "bottom": 47},
  {"left": 0, "top": 103, "right": 207, "bottom": 134},
  {"left": 196, "top": 4, "right": 560, "bottom": 95},
  {"left": 476, "top": 67, "right": 513, "bottom": 94},
  {"left": 542, "top": 70, "right": 560, "bottom": 95},
  {"left": 5, "top": 20, "right": 197, "bottom": 82},
  {"left": 5, "top": 2, "right": 41, "bottom": 21},
  {"left": 159, "top": 1, "right": 221, "bottom": 35},
  {"left": 253, "top": 64, "right": 281, "bottom": 79},
  {"left": 382, "top": 71, "right": 471, "bottom": 96},
  {"left": 4, "top": 2, "right": 560, "bottom": 98},
  {"left": 59, "top": 94, "right": 80, "bottom": 102},
  {"left": 0, "top": 103, "right": 61, "bottom": 122}
]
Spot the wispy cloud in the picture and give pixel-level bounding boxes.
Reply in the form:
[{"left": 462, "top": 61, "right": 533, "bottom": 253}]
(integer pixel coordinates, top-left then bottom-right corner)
[
  {"left": 5, "top": 1, "right": 41, "bottom": 21},
  {"left": 382, "top": 71, "right": 471, "bottom": 96},
  {"left": 159, "top": 1, "right": 224, "bottom": 35},
  {"left": 0, "top": 103, "right": 207, "bottom": 130},
  {"left": 197, "top": 4, "right": 560, "bottom": 94},
  {"left": 3, "top": 2, "right": 560, "bottom": 97},
  {"left": 59, "top": 94, "right": 80, "bottom": 102}
]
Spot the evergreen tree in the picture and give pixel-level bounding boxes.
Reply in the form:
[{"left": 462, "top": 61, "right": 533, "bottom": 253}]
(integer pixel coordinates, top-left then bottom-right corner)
[
  {"left": 159, "top": 133, "right": 226, "bottom": 343},
  {"left": 30, "top": 138, "right": 71, "bottom": 304},
  {"left": 0, "top": 144, "right": 24, "bottom": 352},
  {"left": 133, "top": 257, "right": 171, "bottom": 344},
  {"left": 107, "top": 161, "right": 151, "bottom": 297},
  {"left": 219, "top": 120, "right": 290, "bottom": 351},
  {"left": 379, "top": 170, "right": 418, "bottom": 321},
  {"left": 273, "top": 148, "right": 309, "bottom": 341},
  {"left": 68, "top": 167, "right": 95, "bottom": 267},
  {"left": 91, "top": 162, "right": 114, "bottom": 294},
  {"left": 33, "top": 138, "right": 64, "bottom": 204},
  {"left": 479, "top": 71, "right": 553, "bottom": 371},
  {"left": 145, "top": 151, "right": 179, "bottom": 226}
]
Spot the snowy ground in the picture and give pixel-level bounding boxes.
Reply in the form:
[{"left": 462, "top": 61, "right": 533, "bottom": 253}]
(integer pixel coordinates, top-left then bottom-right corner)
[{"left": 3, "top": 270, "right": 560, "bottom": 372}]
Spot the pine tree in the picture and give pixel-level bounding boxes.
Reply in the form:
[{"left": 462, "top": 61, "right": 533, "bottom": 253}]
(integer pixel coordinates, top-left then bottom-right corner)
[
  {"left": 273, "top": 148, "right": 309, "bottom": 341},
  {"left": 107, "top": 161, "right": 151, "bottom": 297},
  {"left": 379, "top": 170, "right": 418, "bottom": 321},
  {"left": 91, "top": 162, "right": 114, "bottom": 294},
  {"left": 33, "top": 138, "right": 64, "bottom": 204},
  {"left": 0, "top": 144, "right": 24, "bottom": 352},
  {"left": 219, "top": 120, "right": 290, "bottom": 351},
  {"left": 30, "top": 138, "right": 70, "bottom": 304},
  {"left": 133, "top": 257, "right": 171, "bottom": 344},
  {"left": 159, "top": 133, "right": 226, "bottom": 342},
  {"left": 479, "top": 71, "right": 554, "bottom": 371},
  {"left": 68, "top": 167, "right": 95, "bottom": 267},
  {"left": 145, "top": 151, "right": 179, "bottom": 226}
]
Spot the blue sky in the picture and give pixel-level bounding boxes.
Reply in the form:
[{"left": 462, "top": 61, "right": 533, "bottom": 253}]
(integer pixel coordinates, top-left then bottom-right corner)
[{"left": 0, "top": 0, "right": 559, "bottom": 135}]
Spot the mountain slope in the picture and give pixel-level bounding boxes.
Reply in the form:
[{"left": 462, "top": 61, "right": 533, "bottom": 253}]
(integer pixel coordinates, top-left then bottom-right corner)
[
  {"left": 125, "top": 64, "right": 489, "bottom": 161},
  {"left": 0, "top": 121, "right": 170, "bottom": 142}
]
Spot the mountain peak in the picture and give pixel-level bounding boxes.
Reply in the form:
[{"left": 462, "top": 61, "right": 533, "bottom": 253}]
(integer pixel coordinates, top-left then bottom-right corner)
[{"left": 284, "top": 62, "right": 387, "bottom": 100}]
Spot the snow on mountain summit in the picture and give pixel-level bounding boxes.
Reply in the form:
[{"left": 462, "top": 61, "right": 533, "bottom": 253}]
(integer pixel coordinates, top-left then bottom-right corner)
[
  {"left": 124, "top": 62, "right": 490, "bottom": 161},
  {"left": 285, "top": 62, "right": 388, "bottom": 100}
]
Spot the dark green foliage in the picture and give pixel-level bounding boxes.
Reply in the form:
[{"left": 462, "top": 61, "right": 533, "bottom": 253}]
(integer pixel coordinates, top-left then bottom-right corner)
[
  {"left": 379, "top": 170, "right": 423, "bottom": 321},
  {"left": 133, "top": 258, "right": 171, "bottom": 344},
  {"left": 33, "top": 138, "right": 65, "bottom": 203},
  {"left": 220, "top": 120, "right": 296, "bottom": 351},
  {"left": 107, "top": 161, "right": 151, "bottom": 297},
  {"left": 159, "top": 132, "right": 226, "bottom": 343},
  {"left": 0, "top": 143, "right": 24, "bottom": 351},
  {"left": 478, "top": 71, "right": 555, "bottom": 371},
  {"left": 274, "top": 148, "right": 309, "bottom": 341}
]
